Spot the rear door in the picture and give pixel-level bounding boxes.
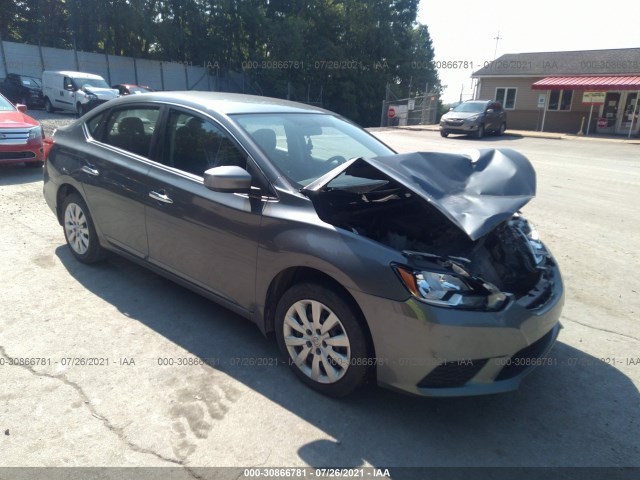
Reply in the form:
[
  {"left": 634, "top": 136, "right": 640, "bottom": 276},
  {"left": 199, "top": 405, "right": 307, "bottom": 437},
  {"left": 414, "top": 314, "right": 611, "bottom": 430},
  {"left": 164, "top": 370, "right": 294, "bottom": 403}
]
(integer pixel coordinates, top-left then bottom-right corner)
[
  {"left": 78, "top": 105, "right": 162, "bottom": 258},
  {"left": 144, "top": 108, "right": 266, "bottom": 311}
]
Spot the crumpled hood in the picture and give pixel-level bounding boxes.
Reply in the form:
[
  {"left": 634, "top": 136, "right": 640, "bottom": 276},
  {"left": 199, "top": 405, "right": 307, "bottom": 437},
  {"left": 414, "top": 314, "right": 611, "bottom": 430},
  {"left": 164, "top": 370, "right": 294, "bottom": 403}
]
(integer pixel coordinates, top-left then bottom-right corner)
[
  {"left": 304, "top": 148, "right": 536, "bottom": 241},
  {"left": 83, "top": 87, "right": 119, "bottom": 100}
]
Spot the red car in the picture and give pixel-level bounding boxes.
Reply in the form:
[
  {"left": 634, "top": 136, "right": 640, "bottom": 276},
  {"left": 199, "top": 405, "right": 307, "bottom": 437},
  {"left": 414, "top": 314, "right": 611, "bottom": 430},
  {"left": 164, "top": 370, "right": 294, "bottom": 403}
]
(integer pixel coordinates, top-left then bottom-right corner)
[
  {"left": 0, "top": 93, "right": 45, "bottom": 167},
  {"left": 111, "top": 84, "right": 154, "bottom": 95}
]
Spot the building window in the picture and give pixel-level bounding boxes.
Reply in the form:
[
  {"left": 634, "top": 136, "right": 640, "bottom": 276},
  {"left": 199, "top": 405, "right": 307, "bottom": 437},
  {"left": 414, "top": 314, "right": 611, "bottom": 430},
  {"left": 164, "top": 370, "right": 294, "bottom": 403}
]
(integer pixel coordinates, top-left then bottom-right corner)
[
  {"left": 495, "top": 87, "right": 516, "bottom": 109},
  {"left": 548, "top": 90, "right": 573, "bottom": 111}
]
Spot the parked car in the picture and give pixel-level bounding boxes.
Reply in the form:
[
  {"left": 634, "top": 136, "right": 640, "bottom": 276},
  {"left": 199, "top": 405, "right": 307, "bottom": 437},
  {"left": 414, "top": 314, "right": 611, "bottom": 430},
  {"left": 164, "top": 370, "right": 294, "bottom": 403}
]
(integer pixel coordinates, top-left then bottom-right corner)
[
  {"left": 0, "top": 73, "right": 45, "bottom": 109},
  {"left": 112, "top": 84, "right": 154, "bottom": 95},
  {"left": 42, "top": 71, "right": 119, "bottom": 115},
  {"left": 440, "top": 100, "right": 507, "bottom": 138},
  {"left": 0, "top": 93, "right": 45, "bottom": 167},
  {"left": 43, "top": 92, "right": 563, "bottom": 397}
]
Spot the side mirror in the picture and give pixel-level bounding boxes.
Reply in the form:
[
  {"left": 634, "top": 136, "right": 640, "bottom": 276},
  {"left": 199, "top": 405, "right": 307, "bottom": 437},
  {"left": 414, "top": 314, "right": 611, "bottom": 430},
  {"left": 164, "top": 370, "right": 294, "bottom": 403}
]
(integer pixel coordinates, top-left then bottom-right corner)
[
  {"left": 16, "top": 104, "right": 28, "bottom": 113},
  {"left": 203, "top": 165, "right": 252, "bottom": 193}
]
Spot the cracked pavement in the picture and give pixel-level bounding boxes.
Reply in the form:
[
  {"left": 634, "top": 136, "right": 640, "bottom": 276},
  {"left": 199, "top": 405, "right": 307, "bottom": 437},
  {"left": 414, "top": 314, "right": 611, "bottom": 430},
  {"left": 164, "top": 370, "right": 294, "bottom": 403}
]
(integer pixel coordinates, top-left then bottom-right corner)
[{"left": 0, "top": 124, "right": 638, "bottom": 476}]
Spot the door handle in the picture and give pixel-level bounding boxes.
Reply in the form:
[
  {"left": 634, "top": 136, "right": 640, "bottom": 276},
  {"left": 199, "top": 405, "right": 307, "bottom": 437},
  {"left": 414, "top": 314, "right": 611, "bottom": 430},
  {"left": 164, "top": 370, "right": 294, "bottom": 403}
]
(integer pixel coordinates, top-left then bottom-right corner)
[
  {"left": 81, "top": 165, "right": 99, "bottom": 176},
  {"left": 149, "top": 190, "right": 174, "bottom": 204}
]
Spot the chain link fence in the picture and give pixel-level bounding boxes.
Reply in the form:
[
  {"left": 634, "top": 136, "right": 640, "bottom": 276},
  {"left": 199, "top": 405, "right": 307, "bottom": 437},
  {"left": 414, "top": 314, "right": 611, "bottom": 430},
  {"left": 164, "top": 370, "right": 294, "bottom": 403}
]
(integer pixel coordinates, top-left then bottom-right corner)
[{"left": 380, "top": 93, "right": 439, "bottom": 127}]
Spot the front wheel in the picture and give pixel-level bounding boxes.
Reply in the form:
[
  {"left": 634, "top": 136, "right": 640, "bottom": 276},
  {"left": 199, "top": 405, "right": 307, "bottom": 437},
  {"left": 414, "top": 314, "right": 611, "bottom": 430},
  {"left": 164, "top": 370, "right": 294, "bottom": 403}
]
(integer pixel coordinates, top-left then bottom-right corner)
[
  {"left": 497, "top": 123, "right": 506, "bottom": 136},
  {"left": 275, "top": 283, "right": 370, "bottom": 397},
  {"left": 440, "top": 130, "right": 449, "bottom": 138},
  {"left": 62, "top": 193, "right": 106, "bottom": 264},
  {"left": 474, "top": 124, "right": 485, "bottom": 139},
  {"left": 45, "top": 98, "right": 55, "bottom": 113}
]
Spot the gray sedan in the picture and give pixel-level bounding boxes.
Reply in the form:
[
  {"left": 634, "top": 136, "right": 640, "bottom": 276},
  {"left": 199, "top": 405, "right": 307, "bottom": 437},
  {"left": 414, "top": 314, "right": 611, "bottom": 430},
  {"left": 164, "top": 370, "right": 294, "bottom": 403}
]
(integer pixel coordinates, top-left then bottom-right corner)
[{"left": 43, "top": 92, "right": 563, "bottom": 397}]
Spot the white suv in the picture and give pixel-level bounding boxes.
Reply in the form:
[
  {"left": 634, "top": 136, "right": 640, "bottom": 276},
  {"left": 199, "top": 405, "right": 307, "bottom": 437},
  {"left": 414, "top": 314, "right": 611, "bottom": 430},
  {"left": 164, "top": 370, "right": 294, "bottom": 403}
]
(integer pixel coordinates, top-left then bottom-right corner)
[{"left": 42, "top": 71, "right": 119, "bottom": 115}]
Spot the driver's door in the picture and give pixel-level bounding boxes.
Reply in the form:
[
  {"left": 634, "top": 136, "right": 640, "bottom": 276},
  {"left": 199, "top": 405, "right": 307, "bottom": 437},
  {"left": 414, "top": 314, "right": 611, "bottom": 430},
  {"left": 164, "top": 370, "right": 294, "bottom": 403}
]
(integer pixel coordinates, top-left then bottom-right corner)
[{"left": 145, "top": 109, "right": 265, "bottom": 312}]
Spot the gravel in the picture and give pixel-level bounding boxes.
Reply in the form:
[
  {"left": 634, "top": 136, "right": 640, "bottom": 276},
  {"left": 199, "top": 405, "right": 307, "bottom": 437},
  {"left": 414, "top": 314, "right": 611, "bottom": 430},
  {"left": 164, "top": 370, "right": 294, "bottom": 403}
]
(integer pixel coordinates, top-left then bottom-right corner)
[{"left": 28, "top": 110, "right": 77, "bottom": 137}]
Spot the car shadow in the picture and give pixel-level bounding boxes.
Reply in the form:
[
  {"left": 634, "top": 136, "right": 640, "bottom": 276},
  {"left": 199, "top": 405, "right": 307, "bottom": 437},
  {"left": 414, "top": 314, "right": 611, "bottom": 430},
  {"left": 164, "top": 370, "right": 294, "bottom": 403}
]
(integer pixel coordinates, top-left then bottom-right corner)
[
  {"left": 445, "top": 133, "right": 525, "bottom": 142},
  {"left": 54, "top": 246, "right": 640, "bottom": 469},
  {"left": 0, "top": 163, "right": 43, "bottom": 185}
]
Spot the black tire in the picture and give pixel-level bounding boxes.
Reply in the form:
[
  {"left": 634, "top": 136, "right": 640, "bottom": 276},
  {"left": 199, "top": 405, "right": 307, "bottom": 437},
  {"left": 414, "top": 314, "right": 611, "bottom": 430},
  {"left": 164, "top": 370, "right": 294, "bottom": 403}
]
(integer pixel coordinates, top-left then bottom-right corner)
[
  {"left": 275, "top": 283, "right": 370, "bottom": 397},
  {"left": 61, "top": 193, "right": 106, "bottom": 264},
  {"left": 497, "top": 123, "right": 506, "bottom": 136},
  {"left": 25, "top": 161, "right": 44, "bottom": 168},
  {"left": 475, "top": 124, "right": 485, "bottom": 139},
  {"left": 76, "top": 103, "right": 85, "bottom": 117},
  {"left": 20, "top": 96, "right": 28, "bottom": 107},
  {"left": 440, "top": 130, "right": 449, "bottom": 138},
  {"left": 45, "top": 98, "right": 55, "bottom": 113}
]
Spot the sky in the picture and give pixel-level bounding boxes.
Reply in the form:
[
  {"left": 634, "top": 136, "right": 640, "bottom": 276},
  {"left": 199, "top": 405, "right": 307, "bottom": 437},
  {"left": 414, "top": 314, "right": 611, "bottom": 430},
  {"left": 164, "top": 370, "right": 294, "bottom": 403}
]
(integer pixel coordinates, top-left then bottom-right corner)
[{"left": 417, "top": 0, "right": 640, "bottom": 103}]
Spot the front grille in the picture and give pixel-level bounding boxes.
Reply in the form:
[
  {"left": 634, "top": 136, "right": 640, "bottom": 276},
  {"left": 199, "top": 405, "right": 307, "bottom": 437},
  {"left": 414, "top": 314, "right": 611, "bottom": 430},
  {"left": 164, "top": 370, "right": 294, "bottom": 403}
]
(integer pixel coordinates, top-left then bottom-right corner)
[
  {"left": 418, "top": 358, "right": 489, "bottom": 388},
  {"left": 495, "top": 329, "right": 555, "bottom": 381},
  {"left": 0, "top": 151, "right": 35, "bottom": 160},
  {"left": 446, "top": 120, "right": 464, "bottom": 126},
  {"left": 0, "top": 128, "right": 30, "bottom": 145}
]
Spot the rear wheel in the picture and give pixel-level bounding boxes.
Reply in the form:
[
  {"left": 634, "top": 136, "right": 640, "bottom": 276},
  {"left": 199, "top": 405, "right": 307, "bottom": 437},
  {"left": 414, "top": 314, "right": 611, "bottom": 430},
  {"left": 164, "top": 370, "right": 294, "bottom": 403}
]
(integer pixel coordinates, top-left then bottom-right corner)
[
  {"left": 62, "top": 193, "right": 106, "bottom": 264},
  {"left": 475, "top": 124, "right": 485, "bottom": 139},
  {"left": 275, "top": 283, "right": 370, "bottom": 397},
  {"left": 45, "top": 98, "right": 55, "bottom": 113}
]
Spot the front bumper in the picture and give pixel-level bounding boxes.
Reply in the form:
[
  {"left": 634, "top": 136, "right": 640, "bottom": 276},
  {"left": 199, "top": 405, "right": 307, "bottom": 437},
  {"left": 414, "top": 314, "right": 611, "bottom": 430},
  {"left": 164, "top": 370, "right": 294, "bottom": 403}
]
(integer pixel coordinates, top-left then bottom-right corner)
[
  {"left": 0, "top": 141, "right": 45, "bottom": 164},
  {"left": 440, "top": 121, "right": 480, "bottom": 134},
  {"left": 351, "top": 262, "right": 564, "bottom": 396}
]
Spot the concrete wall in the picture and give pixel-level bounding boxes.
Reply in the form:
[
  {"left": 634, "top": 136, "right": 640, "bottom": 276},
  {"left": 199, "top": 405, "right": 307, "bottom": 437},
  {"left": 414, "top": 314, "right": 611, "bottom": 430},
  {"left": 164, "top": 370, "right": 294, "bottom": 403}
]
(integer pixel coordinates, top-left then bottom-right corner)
[{"left": 0, "top": 40, "right": 213, "bottom": 92}]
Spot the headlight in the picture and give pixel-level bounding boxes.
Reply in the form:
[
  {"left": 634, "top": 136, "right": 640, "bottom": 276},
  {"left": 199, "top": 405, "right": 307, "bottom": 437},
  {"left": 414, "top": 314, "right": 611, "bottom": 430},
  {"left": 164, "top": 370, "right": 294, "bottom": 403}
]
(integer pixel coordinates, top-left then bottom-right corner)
[
  {"left": 465, "top": 114, "right": 480, "bottom": 123},
  {"left": 86, "top": 93, "right": 98, "bottom": 101},
  {"left": 28, "top": 126, "right": 43, "bottom": 140},
  {"left": 395, "top": 265, "right": 507, "bottom": 311},
  {"left": 511, "top": 214, "right": 546, "bottom": 265}
]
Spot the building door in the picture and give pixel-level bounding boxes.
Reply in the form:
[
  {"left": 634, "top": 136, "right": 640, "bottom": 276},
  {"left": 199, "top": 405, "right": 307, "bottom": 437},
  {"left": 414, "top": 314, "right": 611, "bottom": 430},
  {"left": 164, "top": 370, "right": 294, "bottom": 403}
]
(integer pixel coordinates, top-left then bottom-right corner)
[
  {"left": 616, "top": 92, "right": 639, "bottom": 136},
  {"left": 598, "top": 92, "right": 620, "bottom": 134}
]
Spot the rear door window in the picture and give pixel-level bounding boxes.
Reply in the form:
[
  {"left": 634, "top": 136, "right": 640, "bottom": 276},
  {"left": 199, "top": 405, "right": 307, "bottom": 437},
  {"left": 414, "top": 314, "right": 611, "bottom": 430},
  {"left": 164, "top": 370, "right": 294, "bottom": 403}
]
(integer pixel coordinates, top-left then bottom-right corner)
[{"left": 102, "top": 107, "right": 161, "bottom": 158}]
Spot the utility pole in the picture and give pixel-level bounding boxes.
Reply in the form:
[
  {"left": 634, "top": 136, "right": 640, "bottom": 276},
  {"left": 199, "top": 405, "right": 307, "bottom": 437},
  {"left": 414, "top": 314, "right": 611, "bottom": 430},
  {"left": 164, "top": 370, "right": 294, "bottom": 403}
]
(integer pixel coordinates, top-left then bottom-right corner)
[{"left": 493, "top": 31, "right": 502, "bottom": 60}]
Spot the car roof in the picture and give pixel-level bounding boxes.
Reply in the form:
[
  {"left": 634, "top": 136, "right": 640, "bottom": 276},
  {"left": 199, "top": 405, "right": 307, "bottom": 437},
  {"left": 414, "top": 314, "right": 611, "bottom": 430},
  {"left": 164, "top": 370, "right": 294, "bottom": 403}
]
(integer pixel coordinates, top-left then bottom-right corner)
[
  {"left": 107, "top": 91, "right": 331, "bottom": 115},
  {"left": 43, "top": 71, "right": 104, "bottom": 79}
]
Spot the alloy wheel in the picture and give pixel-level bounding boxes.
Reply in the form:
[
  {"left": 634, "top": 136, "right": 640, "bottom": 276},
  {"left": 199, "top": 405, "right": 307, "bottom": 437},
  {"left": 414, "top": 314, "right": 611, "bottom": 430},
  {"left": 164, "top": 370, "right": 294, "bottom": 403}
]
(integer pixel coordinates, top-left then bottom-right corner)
[
  {"left": 282, "top": 299, "right": 351, "bottom": 384},
  {"left": 64, "top": 203, "right": 90, "bottom": 255}
]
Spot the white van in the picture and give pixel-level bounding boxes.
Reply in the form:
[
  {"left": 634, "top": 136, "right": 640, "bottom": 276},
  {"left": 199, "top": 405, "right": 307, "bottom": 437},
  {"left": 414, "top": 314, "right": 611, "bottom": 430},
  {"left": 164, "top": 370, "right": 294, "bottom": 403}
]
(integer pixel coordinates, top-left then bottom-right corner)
[{"left": 42, "top": 71, "right": 119, "bottom": 115}]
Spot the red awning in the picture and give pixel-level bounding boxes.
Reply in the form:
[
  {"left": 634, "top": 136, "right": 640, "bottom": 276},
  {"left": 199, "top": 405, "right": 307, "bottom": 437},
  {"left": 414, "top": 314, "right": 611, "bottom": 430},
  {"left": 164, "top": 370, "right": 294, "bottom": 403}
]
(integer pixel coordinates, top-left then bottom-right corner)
[{"left": 532, "top": 76, "right": 640, "bottom": 90}]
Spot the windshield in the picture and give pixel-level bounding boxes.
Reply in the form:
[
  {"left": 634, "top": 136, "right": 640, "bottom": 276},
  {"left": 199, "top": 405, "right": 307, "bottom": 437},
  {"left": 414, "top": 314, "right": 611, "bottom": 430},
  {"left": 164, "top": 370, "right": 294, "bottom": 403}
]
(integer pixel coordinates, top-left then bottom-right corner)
[
  {"left": 232, "top": 113, "right": 394, "bottom": 187},
  {"left": 0, "top": 95, "right": 16, "bottom": 111},
  {"left": 20, "top": 76, "right": 41, "bottom": 88},
  {"left": 452, "top": 102, "right": 486, "bottom": 113},
  {"left": 78, "top": 78, "right": 110, "bottom": 89},
  {"left": 129, "top": 87, "right": 150, "bottom": 94}
]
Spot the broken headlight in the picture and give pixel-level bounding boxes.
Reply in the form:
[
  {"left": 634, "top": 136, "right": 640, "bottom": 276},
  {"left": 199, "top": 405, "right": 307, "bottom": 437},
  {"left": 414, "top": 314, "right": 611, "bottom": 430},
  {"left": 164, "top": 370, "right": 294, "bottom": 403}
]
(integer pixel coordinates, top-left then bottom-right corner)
[
  {"left": 510, "top": 214, "right": 546, "bottom": 266},
  {"left": 395, "top": 266, "right": 507, "bottom": 311}
]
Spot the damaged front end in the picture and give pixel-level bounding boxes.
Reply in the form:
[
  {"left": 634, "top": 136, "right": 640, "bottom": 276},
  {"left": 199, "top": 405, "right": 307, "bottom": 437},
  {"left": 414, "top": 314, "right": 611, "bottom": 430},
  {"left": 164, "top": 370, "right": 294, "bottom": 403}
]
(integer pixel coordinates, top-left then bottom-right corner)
[{"left": 303, "top": 149, "right": 557, "bottom": 311}]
